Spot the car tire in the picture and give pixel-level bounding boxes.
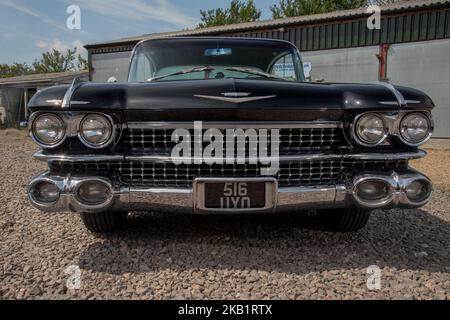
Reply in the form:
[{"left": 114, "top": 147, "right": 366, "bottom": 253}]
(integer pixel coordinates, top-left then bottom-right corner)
[
  {"left": 318, "top": 208, "right": 371, "bottom": 232},
  {"left": 80, "top": 211, "right": 128, "bottom": 233}
]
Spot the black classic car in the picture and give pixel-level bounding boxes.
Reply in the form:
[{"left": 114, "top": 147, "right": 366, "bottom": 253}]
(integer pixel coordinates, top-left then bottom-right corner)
[{"left": 27, "top": 37, "right": 434, "bottom": 233}]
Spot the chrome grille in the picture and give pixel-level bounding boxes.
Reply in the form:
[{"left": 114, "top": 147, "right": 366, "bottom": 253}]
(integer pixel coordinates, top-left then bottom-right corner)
[
  {"left": 121, "top": 126, "right": 347, "bottom": 155},
  {"left": 117, "top": 161, "right": 345, "bottom": 188},
  {"left": 49, "top": 160, "right": 408, "bottom": 188}
]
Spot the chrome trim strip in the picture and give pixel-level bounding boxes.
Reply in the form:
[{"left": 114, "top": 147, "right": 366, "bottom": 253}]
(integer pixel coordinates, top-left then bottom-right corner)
[
  {"left": 62, "top": 77, "right": 85, "bottom": 108},
  {"left": 126, "top": 121, "right": 342, "bottom": 129},
  {"left": 33, "top": 151, "right": 125, "bottom": 162},
  {"left": 130, "top": 187, "right": 192, "bottom": 194},
  {"left": 371, "top": 81, "right": 406, "bottom": 107},
  {"left": 125, "top": 153, "right": 343, "bottom": 163},
  {"left": 34, "top": 150, "right": 426, "bottom": 163},
  {"left": 342, "top": 150, "right": 426, "bottom": 160},
  {"left": 380, "top": 100, "right": 421, "bottom": 105}
]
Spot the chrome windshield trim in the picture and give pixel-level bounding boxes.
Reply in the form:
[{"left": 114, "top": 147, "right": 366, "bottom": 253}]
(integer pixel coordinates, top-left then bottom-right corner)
[
  {"left": 33, "top": 151, "right": 125, "bottom": 162},
  {"left": 126, "top": 121, "right": 342, "bottom": 129}
]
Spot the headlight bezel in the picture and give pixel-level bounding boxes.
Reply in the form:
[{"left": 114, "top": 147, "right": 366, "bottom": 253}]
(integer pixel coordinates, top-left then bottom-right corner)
[
  {"left": 30, "top": 113, "right": 67, "bottom": 148},
  {"left": 399, "top": 112, "right": 433, "bottom": 147},
  {"left": 78, "top": 114, "right": 115, "bottom": 149},
  {"left": 353, "top": 112, "right": 389, "bottom": 147},
  {"left": 351, "top": 111, "right": 433, "bottom": 148}
]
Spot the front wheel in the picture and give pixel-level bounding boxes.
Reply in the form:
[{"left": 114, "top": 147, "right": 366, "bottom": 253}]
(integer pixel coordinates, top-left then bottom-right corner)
[
  {"left": 80, "top": 211, "right": 128, "bottom": 233},
  {"left": 317, "top": 208, "right": 371, "bottom": 232}
]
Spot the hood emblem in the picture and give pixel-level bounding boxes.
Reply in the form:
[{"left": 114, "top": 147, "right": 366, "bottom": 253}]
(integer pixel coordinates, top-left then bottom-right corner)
[
  {"left": 194, "top": 93, "right": 276, "bottom": 103},
  {"left": 221, "top": 92, "right": 250, "bottom": 97}
]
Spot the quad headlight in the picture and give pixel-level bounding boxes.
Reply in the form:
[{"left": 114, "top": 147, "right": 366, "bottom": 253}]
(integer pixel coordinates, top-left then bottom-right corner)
[
  {"left": 400, "top": 112, "right": 433, "bottom": 146},
  {"left": 31, "top": 113, "right": 66, "bottom": 148},
  {"left": 354, "top": 113, "right": 388, "bottom": 146},
  {"left": 79, "top": 114, "right": 113, "bottom": 148}
]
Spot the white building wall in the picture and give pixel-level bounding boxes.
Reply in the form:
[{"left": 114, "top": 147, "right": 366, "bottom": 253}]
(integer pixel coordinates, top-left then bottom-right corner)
[
  {"left": 387, "top": 39, "right": 450, "bottom": 138},
  {"left": 301, "top": 46, "right": 380, "bottom": 83}
]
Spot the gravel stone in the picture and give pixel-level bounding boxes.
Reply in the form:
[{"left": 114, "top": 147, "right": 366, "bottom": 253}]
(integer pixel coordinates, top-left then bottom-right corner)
[{"left": 0, "top": 131, "right": 449, "bottom": 300}]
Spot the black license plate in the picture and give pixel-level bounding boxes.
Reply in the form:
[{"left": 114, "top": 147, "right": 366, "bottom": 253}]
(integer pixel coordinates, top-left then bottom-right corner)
[{"left": 203, "top": 181, "right": 266, "bottom": 209}]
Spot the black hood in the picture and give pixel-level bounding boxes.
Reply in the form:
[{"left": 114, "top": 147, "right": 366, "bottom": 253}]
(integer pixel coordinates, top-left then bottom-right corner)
[{"left": 28, "top": 79, "right": 434, "bottom": 122}]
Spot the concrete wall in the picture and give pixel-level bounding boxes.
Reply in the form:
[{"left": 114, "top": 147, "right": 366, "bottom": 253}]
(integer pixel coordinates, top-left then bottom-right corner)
[
  {"left": 301, "top": 46, "right": 380, "bottom": 83},
  {"left": 387, "top": 39, "right": 450, "bottom": 138}
]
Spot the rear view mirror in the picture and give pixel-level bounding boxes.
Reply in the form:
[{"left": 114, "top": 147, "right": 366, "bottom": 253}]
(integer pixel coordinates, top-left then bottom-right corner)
[{"left": 204, "top": 48, "right": 232, "bottom": 56}]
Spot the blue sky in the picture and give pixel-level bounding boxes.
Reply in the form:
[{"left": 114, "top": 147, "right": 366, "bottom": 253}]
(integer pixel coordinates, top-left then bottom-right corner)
[{"left": 0, "top": 0, "right": 277, "bottom": 65}]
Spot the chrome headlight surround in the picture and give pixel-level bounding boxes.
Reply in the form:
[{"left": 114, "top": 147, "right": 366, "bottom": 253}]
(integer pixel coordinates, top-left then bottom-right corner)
[
  {"left": 28, "top": 176, "right": 62, "bottom": 207},
  {"left": 399, "top": 112, "right": 433, "bottom": 147},
  {"left": 352, "top": 113, "right": 389, "bottom": 147},
  {"left": 72, "top": 177, "right": 115, "bottom": 211},
  {"left": 78, "top": 114, "right": 115, "bottom": 149},
  {"left": 30, "top": 113, "right": 67, "bottom": 149}
]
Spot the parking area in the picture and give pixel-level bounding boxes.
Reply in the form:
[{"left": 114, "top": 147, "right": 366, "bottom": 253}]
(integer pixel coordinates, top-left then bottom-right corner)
[{"left": 0, "top": 129, "right": 449, "bottom": 299}]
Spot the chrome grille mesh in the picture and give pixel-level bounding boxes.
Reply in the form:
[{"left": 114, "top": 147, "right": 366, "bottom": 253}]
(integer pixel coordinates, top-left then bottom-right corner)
[
  {"left": 49, "top": 160, "right": 408, "bottom": 188},
  {"left": 121, "top": 127, "right": 347, "bottom": 155}
]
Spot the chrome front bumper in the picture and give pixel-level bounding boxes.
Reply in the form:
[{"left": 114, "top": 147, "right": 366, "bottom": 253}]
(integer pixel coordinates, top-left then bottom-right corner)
[{"left": 28, "top": 170, "right": 433, "bottom": 214}]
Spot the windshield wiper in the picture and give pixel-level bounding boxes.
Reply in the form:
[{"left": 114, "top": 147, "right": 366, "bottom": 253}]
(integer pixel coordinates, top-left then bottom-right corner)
[
  {"left": 224, "top": 67, "right": 287, "bottom": 81},
  {"left": 147, "top": 66, "right": 215, "bottom": 82}
]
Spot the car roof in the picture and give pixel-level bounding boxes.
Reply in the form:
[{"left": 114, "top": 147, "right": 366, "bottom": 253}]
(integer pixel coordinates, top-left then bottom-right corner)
[{"left": 135, "top": 36, "right": 296, "bottom": 48}]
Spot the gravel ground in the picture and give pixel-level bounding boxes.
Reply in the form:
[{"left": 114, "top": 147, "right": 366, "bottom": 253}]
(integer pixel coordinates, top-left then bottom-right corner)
[{"left": 0, "top": 130, "right": 449, "bottom": 300}]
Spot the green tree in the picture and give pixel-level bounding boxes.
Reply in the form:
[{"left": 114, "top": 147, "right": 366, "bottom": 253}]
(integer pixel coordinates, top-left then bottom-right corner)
[
  {"left": 198, "top": 0, "right": 262, "bottom": 28},
  {"left": 0, "top": 48, "right": 88, "bottom": 78},
  {"left": 0, "top": 63, "right": 33, "bottom": 78},
  {"left": 32, "top": 48, "right": 87, "bottom": 73},
  {"left": 270, "top": 0, "right": 368, "bottom": 18}
]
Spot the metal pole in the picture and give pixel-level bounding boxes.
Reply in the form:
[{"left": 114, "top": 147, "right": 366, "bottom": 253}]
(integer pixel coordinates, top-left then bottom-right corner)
[{"left": 23, "top": 89, "right": 28, "bottom": 119}]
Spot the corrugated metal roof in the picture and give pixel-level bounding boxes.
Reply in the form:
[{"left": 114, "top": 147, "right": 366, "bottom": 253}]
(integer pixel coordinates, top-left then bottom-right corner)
[
  {"left": 85, "top": 0, "right": 450, "bottom": 48},
  {"left": 0, "top": 70, "right": 88, "bottom": 86}
]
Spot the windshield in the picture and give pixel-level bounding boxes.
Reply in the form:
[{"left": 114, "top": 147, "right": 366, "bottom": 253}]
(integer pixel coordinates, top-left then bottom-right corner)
[{"left": 128, "top": 38, "right": 305, "bottom": 83}]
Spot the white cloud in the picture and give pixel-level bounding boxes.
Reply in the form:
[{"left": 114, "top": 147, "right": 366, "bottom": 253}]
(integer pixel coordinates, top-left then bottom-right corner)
[
  {"left": 35, "top": 39, "right": 87, "bottom": 58},
  {"left": 0, "top": 0, "right": 93, "bottom": 36},
  {"left": 1, "top": 0, "right": 68, "bottom": 32},
  {"left": 71, "top": 0, "right": 197, "bottom": 28}
]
